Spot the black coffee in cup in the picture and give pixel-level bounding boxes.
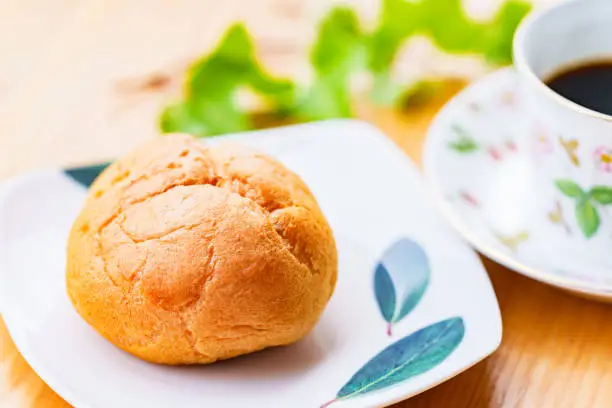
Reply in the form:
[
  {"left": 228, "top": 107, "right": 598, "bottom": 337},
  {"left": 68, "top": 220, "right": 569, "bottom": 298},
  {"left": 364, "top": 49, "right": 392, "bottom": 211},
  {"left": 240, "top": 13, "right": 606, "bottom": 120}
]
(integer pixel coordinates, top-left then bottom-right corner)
[{"left": 546, "top": 61, "right": 612, "bottom": 116}]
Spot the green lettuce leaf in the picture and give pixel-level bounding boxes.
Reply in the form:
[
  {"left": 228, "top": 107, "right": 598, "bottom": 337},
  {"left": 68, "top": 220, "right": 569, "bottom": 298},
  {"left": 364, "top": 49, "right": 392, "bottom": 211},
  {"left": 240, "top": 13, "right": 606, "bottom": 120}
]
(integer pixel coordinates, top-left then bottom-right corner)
[
  {"left": 294, "top": 7, "right": 366, "bottom": 120},
  {"left": 160, "top": 24, "right": 294, "bottom": 137},
  {"left": 367, "top": 0, "right": 531, "bottom": 106},
  {"left": 159, "top": 0, "right": 532, "bottom": 135},
  {"left": 482, "top": 0, "right": 533, "bottom": 65}
]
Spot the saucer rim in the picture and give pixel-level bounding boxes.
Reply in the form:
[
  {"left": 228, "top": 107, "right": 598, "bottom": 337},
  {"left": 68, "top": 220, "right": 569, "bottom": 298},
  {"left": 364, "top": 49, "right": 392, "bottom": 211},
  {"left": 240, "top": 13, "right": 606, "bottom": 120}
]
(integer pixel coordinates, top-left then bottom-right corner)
[{"left": 422, "top": 67, "right": 612, "bottom": 301}]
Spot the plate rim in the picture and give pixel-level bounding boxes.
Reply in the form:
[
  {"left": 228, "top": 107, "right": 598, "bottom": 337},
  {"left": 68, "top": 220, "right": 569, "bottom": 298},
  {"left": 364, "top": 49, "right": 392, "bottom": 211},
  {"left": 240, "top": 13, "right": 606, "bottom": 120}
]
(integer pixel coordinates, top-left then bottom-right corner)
[{"left": 422, "top": 67, "right": 612, "bottom": 301}]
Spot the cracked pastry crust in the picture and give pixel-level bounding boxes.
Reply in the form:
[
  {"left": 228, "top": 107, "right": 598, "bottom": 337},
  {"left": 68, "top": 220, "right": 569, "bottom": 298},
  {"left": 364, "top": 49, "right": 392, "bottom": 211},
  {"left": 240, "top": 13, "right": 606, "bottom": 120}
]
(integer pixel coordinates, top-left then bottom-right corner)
[{"left": 66, "top": 134, "right": 338, "bottom": 365}]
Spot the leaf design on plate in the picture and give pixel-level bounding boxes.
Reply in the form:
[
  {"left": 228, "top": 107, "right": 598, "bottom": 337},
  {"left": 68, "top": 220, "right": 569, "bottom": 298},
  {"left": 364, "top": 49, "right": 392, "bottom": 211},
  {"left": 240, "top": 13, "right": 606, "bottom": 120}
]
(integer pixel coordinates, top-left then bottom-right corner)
[
  {"left": 575, "top": 198, "right": 600, "bottom": 238},
  {"left": 448, "top": 124, "right": 478, "bottom": 153},
  {"left": 589, "top": 186, "right": 612, "bottom": 205},
  {"left": 554, "top": 180, "right": 610, "bottom": 238},
  {"left": 555, "top": 179, "right": 584, "bottom": 199},
  {"left": 374, "top": 264, "right": 396, "bottom": 332},
  {"left": 374, "top": 238, "right": 430, "bottom": 336},
  {"left": 320, "top": 317, "right": 465, "bottom": 407},
  {"left": 64, "top": 163, "right": 110, "bottom": 188}
]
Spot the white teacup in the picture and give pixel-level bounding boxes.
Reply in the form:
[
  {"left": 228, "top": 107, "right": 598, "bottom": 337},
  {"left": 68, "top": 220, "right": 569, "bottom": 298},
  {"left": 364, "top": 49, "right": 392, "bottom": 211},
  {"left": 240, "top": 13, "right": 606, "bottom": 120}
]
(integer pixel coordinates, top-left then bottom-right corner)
[{"left": 513, "top": 0, "right": 612, "bottom": 259}]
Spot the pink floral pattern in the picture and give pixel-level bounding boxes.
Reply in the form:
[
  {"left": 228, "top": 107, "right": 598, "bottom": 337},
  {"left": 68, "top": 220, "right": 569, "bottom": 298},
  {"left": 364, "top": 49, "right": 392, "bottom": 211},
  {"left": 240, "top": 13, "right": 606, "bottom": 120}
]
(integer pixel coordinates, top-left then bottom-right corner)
[
  {"left": 594, "top": 147, "right": 612, "bottom": 172},
  {"left": 487, "top": 147, "right": 502, "bottom": 161},
  {"left": 459, "top": 191, "right": 479, "bottom": 208},
  {"left": 505, "top": 140, "right": 518, "bottom": 153},
  {"left": 468, "top": 102, "right": 481, "bottom": 113},
  {"left": 434, "top": 70, "right": 612, "bottom": 290},
  {"left": 446, "top": 85, "right": 612, "bottom": 240},
  {"left": 531, "top": 123, "right": 553, "bottom": 155}
]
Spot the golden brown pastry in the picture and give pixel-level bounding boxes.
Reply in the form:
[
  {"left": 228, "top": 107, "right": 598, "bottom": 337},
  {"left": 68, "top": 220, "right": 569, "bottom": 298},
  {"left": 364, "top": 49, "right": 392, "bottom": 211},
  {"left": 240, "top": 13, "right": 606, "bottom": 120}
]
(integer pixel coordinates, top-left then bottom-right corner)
[{"left": 66, "top": 134, "right": 337, "bottom": 365}]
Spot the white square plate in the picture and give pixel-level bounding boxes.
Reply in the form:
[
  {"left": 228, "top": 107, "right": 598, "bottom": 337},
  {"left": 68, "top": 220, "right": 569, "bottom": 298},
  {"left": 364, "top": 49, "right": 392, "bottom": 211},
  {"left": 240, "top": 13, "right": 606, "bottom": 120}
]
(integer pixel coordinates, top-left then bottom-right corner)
[{"left": 0, "top": 120, "right": 501, "bottom": 408}]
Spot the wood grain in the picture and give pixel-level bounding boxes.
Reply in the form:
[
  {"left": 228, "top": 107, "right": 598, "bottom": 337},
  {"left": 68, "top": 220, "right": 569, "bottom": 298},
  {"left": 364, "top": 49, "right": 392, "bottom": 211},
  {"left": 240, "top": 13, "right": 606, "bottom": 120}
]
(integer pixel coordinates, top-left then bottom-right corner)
[{"left": 3, "top": 0, "right": 612, "bottom": 407}]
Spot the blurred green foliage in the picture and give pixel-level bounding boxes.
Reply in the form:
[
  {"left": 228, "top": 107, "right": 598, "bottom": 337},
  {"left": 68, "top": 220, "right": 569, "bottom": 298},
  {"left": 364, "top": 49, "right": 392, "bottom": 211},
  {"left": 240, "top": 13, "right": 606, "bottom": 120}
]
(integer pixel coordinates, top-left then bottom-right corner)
[
  {"left": 160, "top": 25, "right": 295, "bottom": 135},
  {"left": 160, "top": 0, "right": 531, "bottom": 137}
]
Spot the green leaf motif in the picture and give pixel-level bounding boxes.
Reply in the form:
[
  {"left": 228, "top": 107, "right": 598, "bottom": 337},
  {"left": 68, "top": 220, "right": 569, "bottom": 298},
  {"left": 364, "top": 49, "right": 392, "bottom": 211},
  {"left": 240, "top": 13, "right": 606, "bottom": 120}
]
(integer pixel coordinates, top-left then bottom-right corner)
[
  {"left": 374, "top": 264, "right": 396, "bottom": 326},
  {"left": 575, "top": 198, "right": 600, "bottom": 238},
  {"left": 555, "top": 179, "right": 584, "bottom": 199},
  {"left": 374, "top": 238, "right": 430, "bottom": 336},
  {"left": 64, "top": 163, "right": 110, "bottom": 188},
  {"left": 448, "top": 125, "right": 478, "bottom": 153},
  {"left": 589, "top": 186, "right": 612, "bottom": 205},
  {"left": 322, "top": 317, "right": 464, "bottom": 407},
  {"left": 449, "top": 138, "right": 479, "bottom": 153}
]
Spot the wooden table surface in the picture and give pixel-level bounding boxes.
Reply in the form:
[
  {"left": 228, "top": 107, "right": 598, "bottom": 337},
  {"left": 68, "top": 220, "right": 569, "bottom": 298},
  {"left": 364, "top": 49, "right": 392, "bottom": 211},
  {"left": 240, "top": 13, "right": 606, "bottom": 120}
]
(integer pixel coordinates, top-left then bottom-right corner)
[{"left": 3, "top": 0, "right": 612, "bottom": 407}]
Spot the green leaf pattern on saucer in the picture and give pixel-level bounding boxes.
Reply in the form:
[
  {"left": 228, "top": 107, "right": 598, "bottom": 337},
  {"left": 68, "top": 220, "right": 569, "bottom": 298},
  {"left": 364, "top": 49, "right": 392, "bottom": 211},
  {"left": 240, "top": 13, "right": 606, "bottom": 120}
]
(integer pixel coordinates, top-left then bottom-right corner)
[
  {"left": 448, "top": 124, "right": 478, "bottom": 153},
  {"left": 446, "top": 103, "right": 612, "bottom": 241},
  {"left": 555, "top": 180, "right": 612, "bottom": 238}
]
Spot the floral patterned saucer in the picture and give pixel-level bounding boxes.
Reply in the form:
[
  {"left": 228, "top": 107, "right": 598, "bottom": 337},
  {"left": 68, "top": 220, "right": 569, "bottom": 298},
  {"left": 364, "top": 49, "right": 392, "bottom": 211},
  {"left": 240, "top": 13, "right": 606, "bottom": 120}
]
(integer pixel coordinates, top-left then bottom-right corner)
[{"left": 423, "top": 68, "right": 612, "bottom": 301}]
